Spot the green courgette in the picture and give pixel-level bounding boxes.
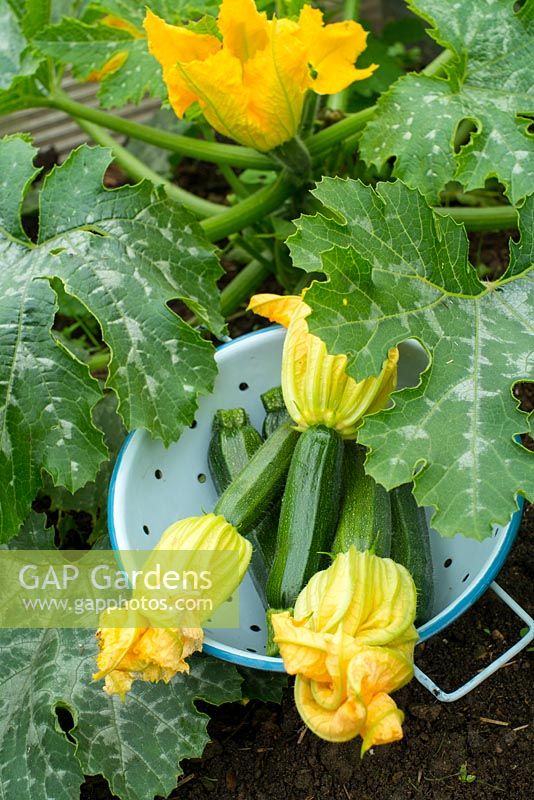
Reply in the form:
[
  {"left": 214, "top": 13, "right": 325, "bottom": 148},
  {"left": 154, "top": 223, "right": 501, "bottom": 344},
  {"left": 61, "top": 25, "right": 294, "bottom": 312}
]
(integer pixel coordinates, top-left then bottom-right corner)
[
  {"left": 208, "top": 408, "right": 263, "bottom": 494},
  {"left": 215, "top": 422, "right": 300, "bottom": 533},
  {"left": 267, "top": 425, "right": 344, "bottom": 614},
  {"left": 261, "top": 386, "right": 292, "bottom": 438},
  {"left": 331, "top": 442, "right": 392, "bottom": 557},
  {"left": 390, "top": 483, "right": 434, "bottom": 625},
  {"left": 207, "top": 406, "right": 281, "bottom": 570}
]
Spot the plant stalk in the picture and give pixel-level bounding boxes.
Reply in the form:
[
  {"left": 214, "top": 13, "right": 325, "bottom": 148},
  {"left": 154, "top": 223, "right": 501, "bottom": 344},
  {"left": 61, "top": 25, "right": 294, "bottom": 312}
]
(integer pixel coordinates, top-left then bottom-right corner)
[
  {"left": 434, "top": 205, "right": 518, "bottom": 230},
  {"left": 42, "top": 92, "right": 277, "bottom": 170},
  {"left": 201, "top": 172, "right": 295, "bottom": 242},
  {"left": 220, "top": 259, "right": 274, "bottom": 317}
]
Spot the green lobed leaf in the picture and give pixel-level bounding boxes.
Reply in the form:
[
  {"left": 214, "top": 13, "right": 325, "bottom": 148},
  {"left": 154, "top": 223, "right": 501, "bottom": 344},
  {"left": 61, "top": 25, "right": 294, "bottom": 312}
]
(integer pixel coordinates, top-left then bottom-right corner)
[
  {"left": 0, "top": 626, "right": 241, "bottom": 800},
  {"left": 0, "top": 136, "right": 224, "bottom": 541},
  {"left": 289, "top": 178, "right": 533, "bottom": 540},
  {"left": 359, "top": 0, "right": 534, "bottom": 203}
]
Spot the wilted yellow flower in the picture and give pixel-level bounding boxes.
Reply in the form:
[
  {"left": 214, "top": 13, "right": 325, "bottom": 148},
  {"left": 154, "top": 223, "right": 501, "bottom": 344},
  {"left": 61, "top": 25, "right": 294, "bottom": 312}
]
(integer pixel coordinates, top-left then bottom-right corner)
[
  {"left": 93, "top": 513, "right": 252, "bottom": 697},
  {"left": 249, "top": 292, "right": 398, "bottom": 437},
  {"left": 144, "top": 0, "right": 376, "bottom": 151},
  {"left": 86, "top": 15, "right": 143, "bottom": 82},
  {"left": 271, "top": 548, "right": 417, "bottom": 752}
]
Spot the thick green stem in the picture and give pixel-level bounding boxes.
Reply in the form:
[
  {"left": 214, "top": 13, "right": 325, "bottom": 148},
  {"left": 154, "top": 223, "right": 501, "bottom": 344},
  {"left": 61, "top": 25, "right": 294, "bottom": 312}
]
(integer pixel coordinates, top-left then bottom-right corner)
[
  {"left": 422, "top": 49, "right": 454, "bottom": 77},
  {"left": 201, "top": 173, "right": 295, "bottom": 242},
  {"left": 75, "top": 117, "right": 225, "bottom": 218},
  {"left": 434, "top": 205, "right": 518, "bottom": 230},
  {"left": 42, "top": 92, "right": 276, "bottom": 170},
  {"left": 220, "top": 259, "right": 274, "bottom": 317}
]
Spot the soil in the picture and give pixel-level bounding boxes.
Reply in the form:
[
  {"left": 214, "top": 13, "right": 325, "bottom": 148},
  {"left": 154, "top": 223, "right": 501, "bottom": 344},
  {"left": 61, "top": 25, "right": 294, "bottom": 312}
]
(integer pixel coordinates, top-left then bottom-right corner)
[{"left": 80, "top": 227, "right": 533, "bottom": 800}]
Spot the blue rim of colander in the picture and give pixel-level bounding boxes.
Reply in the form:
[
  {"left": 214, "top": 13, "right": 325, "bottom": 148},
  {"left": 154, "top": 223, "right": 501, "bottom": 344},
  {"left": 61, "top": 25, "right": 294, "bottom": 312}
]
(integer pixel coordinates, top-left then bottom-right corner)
[{"left": 108, "top": 326, "right": 524, "bottom": 672}]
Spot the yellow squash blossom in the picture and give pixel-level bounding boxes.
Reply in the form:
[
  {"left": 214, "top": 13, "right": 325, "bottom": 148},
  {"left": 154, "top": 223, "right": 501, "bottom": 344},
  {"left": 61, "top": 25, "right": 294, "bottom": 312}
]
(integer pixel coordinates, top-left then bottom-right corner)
[
  {"left": 249, "top": 292, "right": 398, "bottom": 437},
  {"left": 144, "top": 0, "right": 376, "bottom": 151},
  {"left": 93, "top": 513, "right": 252, "bottom": 698},
  {"left": 272, "top": 548, "right": 417, "bottom": 753}
]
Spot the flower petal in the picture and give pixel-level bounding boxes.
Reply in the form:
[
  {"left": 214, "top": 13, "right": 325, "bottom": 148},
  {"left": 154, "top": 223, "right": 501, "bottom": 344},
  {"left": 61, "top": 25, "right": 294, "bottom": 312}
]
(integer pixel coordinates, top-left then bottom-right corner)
[
  {"left": 144, "top": 9, "right": 220, "bottom": 68},
  {"left": 271, "top": 611, "right": 330, "bottom": 682},
  {"left": 248, "top": 293, "right": 303, "bottom": 327},
  {"left": 347, "top": 645, "right": 414, "bottom": 706},
  {"left": 295, "top": 675, "right": 366, "bottom": 742},
  {"left": 297, "top": 5, "right": 377, "bottom": 94},
  {"left": 360, "top": 693, "right": 405, "bottom": 755},
  {"left": 217, "top": 0, "right": 269, "bottom": 61}
]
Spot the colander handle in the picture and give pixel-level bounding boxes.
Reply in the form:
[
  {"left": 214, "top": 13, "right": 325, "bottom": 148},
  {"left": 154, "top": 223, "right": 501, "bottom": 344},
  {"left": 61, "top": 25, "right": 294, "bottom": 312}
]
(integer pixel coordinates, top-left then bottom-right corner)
[{"left": 414, "top": 581, "right": 534, "bottom": 703}]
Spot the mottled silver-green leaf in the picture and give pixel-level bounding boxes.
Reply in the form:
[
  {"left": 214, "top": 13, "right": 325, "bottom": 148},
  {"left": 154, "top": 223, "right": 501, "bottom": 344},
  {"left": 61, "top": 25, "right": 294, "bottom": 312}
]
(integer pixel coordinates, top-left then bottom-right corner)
[
  {"left": 359, "top": 0, "right": 534, "bottom": 203},
  {"left": 289, "top": 178, "right": 533, "bottom": 540},
  {"left": 0, "top": 627, "right": 241, "bottom": 800},
  {"left": 0, "top": 136, "right": 224, "bottom": 541},
  {"left": 0, "top": 137, "right": 107, "bottom": 542}
]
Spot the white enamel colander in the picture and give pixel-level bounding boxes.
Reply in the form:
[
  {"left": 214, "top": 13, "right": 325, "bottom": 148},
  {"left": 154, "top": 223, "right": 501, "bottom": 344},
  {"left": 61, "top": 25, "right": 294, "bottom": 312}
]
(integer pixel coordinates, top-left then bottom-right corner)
[{"left": 109, "top": 326, "right": 533, "bottom": 701}]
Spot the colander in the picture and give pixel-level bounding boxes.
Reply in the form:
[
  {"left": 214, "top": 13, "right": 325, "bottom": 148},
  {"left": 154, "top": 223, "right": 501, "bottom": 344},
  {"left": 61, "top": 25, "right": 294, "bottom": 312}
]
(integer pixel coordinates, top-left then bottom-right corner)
[{"left": 109, "top": 326, "right": 533, "bottom": 701}]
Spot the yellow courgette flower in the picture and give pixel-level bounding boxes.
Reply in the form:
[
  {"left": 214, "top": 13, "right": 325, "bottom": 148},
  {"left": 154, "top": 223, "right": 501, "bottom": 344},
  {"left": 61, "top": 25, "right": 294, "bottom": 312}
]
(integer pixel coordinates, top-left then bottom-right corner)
[
  {"left": 249, "top": 292, "right": 398, "bottom": 437},
  {"left": 271, "top": 548, "right": 417, "bottom": 753},
  {"left": 93, "top": 513, "right": 251, "bottom": 698},
  {"left": 144, "top": 0, "right": 376, "bottom": 152},
  {"left": 86, "top": 15, "right": 144, "bottom": 82}
]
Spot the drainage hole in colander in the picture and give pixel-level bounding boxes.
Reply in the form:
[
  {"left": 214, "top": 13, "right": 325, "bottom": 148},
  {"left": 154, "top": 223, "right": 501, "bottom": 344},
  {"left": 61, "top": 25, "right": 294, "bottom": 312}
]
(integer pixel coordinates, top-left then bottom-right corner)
[
  {"left": 197, "top": 473, "right": 206, "bottom": 483},
  {"left": 154, "top": 469, "right": 163, "bottom": 480},
  {"left": 462, "top": 573, "right": 470, "bottom": 582},
  {"left": 190, "top": 419, "right": 198, "bottom": 429},
  {"left": 142, "top": 525, "right": 150, "bottom": 535},
  {"left": 246, "top": 648, "right": 257, "bottom": 653},
  {"left": 239, "top": 382, "right": 249, "bottom": 391},
  {"left": 250, "top": 624, "right": 261, "bottom": 632},
  {"left": 444, "top": 558, "right": 452, "bottom": 568}
]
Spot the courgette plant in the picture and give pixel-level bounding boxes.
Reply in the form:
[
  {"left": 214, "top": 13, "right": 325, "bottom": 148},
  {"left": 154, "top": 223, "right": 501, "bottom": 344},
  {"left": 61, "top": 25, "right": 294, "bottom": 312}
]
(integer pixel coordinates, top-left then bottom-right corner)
[{"left": 0, "top": 0, "right": 532, "bottom": 798}]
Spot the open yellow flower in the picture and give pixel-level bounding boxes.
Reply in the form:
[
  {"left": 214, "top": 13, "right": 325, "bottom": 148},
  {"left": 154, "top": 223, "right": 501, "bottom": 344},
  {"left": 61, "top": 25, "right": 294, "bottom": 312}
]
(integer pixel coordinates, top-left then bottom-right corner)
[
  {"left": 249, "top": 292, "right": 398, "bottom": 437},
  {"left": 93, "top": 513, "right": 251, "bottom": 697},
  {"left": 271, "top": 548, "right": 417, "bottom": 752},
  {"left": 144, "top": 0, "right": 376, "bottom": 151}
]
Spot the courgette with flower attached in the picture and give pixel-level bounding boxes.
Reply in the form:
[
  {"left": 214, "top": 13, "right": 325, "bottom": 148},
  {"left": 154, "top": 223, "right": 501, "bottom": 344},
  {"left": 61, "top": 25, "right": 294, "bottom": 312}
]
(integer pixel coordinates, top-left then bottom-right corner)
[{"left": 249, "top": 292, "right": 400, "bottom": 654}]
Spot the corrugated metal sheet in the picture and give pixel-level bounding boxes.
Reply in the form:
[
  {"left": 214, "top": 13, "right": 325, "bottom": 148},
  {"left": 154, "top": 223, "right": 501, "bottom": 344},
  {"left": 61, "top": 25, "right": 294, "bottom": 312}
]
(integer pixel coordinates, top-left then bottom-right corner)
[{"left": 0, "top": 74, "right": 161, "bottom": 159}]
